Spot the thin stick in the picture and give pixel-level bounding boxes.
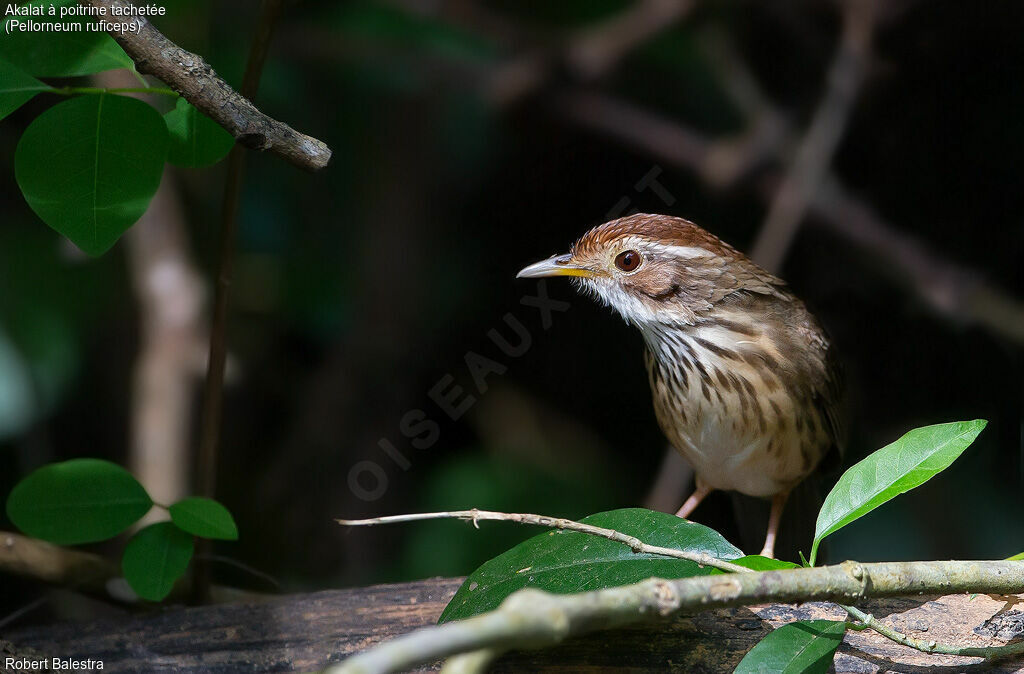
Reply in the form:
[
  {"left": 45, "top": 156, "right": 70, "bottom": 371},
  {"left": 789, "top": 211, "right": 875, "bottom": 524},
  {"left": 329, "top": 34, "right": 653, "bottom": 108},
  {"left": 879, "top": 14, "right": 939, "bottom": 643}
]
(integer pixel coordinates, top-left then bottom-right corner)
[
  {"left": 193, "top": 0, "right": 286, "bottom": 602},
  {"left": 337, "top": 509, "right": 749, "bottom": 574}
]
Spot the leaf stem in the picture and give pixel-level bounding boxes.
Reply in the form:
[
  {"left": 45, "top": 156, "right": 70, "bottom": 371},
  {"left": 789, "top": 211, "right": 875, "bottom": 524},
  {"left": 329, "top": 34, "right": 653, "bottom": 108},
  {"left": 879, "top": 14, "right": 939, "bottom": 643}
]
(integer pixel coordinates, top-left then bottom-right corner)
[{"left": 50, "top": 86, "right": 179, "bottom": 98}]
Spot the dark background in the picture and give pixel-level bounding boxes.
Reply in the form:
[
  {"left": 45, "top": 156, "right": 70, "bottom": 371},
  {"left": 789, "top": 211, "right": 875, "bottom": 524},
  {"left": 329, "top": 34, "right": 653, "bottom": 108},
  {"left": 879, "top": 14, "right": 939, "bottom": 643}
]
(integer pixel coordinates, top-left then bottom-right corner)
[{"left": 1, "top": 0, "right": 1022, "bottom": 623}]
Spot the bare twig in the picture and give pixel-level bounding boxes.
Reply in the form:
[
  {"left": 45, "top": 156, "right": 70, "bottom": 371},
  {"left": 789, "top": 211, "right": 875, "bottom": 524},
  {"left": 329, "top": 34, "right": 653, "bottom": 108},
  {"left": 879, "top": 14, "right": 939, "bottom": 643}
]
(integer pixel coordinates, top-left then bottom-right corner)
[
  {"left": 337, "top": 509, "right": 749, "bottom": 574},
  {"left": 326, "top": 560, "right": 1024, "bottom": 674},
  {"left": 78, "top": 0, "right": 331, "bottom": 171},
  {"left": 750, "top": 0, "right": 877, "bottom": 271}
]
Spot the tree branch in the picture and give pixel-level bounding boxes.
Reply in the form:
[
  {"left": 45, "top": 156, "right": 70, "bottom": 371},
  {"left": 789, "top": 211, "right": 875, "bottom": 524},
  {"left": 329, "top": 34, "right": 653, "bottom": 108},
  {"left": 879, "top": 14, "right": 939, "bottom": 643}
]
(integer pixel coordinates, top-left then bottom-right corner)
[
  {"left": 326, "top": 560, "right": 1024, "bottom": 674},
  {"left": 78, "top": 0, "right": 332, "bottom": 171},
  {"left": 0, "top": 531, "right": 252, "bottom": 607},
  {"left": 337, "top": 509, "right": 748, "bottom": 574}
]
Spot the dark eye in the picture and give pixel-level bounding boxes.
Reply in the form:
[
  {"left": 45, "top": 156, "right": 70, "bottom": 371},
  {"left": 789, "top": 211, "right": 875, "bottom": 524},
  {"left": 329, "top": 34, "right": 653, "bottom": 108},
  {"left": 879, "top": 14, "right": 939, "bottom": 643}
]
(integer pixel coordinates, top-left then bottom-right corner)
[{"left": 614, "top": 250, "right": 642, "bottom": 272}]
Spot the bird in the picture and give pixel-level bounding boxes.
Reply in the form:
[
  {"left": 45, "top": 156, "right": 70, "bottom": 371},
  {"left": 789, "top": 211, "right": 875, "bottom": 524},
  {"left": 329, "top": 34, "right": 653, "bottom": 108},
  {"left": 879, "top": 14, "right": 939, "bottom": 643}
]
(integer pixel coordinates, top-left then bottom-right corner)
[{"left": 517, "top": 213, "right": 843, "bottom": 558}]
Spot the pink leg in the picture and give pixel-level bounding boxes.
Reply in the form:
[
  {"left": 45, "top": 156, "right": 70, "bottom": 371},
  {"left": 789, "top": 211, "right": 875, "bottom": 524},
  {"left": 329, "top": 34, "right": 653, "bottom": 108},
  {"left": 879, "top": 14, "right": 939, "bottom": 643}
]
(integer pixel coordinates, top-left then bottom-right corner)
[
  {"left": 760, "top": 491, "right": 790, "bottom": 559},
  {"left": 675, "top": 480, "right": 713, "bottom": 519}
]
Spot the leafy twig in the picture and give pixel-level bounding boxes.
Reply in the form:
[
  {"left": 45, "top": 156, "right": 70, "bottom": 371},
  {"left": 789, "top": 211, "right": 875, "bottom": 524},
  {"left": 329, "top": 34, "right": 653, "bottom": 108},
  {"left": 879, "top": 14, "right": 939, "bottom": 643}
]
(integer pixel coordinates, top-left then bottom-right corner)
[{"left": 337, "top": 509, "right": 749, "bottom": 574}]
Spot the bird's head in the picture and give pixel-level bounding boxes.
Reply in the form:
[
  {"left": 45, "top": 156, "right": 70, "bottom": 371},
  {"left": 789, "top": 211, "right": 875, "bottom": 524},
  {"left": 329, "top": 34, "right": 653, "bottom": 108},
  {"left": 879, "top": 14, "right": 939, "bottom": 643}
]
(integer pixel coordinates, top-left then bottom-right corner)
[{"left": 518, "top": 213, "right": 779, "bottom": 327}]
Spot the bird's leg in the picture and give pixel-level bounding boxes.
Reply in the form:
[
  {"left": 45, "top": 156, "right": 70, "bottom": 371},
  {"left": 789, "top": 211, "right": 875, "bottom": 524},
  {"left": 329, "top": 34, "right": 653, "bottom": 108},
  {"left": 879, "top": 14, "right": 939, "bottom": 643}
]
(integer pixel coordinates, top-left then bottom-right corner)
[
  {"left": 760, "top": 490, "right": 790, "bottom": 559},
  {"left": 675, "top": 480, "right": 713, "bottom": 519}
]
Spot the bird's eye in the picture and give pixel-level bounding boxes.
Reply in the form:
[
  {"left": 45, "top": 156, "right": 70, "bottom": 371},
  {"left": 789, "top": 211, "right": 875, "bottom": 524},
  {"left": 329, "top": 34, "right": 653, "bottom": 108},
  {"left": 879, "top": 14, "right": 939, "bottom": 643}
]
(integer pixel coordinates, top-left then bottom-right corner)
[{"left": 614, "top": 250, "right": 642, "bottom": 272}]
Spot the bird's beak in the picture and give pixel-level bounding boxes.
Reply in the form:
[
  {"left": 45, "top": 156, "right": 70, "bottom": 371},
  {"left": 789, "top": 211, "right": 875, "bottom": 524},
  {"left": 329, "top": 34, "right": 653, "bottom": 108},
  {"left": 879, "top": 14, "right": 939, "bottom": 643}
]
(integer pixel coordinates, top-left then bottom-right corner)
[{"left": 516, "top": 253, "right": 596, "bottom": 279}]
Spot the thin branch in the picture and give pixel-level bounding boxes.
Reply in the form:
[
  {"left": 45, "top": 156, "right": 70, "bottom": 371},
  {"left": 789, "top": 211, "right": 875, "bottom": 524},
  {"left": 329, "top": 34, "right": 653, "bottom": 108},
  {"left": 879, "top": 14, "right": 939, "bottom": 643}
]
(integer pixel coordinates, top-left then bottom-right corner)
[
  {"left": 337, "top": 509, "right": 749, "bottom": 574},
  {"left": 843, "top": 603, "right": 1024, "bottom": 660},
  {"left": 193, "top": 0, "right": 286, "bottom": 602},
  {"left": 78, "top": 0, "right": 331, "bottom": 171},
  {"left": 750, "top": 0, "right": 877, "bottom": 271},
  {"left": 0, "top": 531, "right": 116, "bottom": 598},
  {"left": 325, "top": 560, "right": 1024, "bottom": 674}
]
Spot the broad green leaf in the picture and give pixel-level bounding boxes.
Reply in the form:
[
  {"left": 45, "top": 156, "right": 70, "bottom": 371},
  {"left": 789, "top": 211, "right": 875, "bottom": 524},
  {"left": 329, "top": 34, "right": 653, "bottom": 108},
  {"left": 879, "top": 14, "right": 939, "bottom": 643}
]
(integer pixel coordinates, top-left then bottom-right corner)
[
  {"left": 811, "top": 420, "right": 987, "bottom": 565},
  {"left": 15, "top": 93, "right": 168, "bottom": 256},
  {"left": 122, "top": 522, "right": 194, "bottom": 601},
  {"left": 169, "top": 497, "right": 238, "bottom": 540},
  {"left": 1007, "top": 552, "right": 1024, "bottom": 561},
  {"left": 163, "top": 98, "right": 234, "bottom": 168},
  {"left": 0, "top": 0, "right": 132, "bottom": 77},
  {"left": 0, "top": 58, "right": 50, "bottom": 121},
  {"left": 734, "top": 620, "right": 846, "bottom": 674},
  {"left": 6, "top": 458, "right": 152, "bottom": 544},
  {"left": 439, "top": 508, "right": 742, "bottom": 623},
  {"left": 713, "top": 555, "right": 799, "bottom": 574}
]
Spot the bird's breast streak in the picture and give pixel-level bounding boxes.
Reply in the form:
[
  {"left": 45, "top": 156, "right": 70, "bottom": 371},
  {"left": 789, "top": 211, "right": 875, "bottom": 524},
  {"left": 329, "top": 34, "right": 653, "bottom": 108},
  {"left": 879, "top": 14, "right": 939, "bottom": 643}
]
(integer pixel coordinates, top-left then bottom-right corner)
[{"left": 644, "top": 323, "right": 810, "bottom": 496}]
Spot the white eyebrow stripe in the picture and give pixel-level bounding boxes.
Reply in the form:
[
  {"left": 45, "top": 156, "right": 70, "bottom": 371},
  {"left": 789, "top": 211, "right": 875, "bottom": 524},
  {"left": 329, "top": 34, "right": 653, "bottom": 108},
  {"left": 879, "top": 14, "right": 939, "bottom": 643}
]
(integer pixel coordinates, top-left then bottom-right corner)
[{"left": 660, "top": 245, "right": 714, "bottom": 259}]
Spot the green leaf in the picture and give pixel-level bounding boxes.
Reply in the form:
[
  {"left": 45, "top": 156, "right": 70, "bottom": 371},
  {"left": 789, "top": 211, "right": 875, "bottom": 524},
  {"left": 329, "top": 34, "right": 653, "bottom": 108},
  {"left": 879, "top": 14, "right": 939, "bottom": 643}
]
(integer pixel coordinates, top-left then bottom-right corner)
[
  {"left": 1006, "top": 552, "right": 1024, "bottom": 561},
  {"left": 811, "top": 420, "right": 987, "bottom": 565},
  {"left": 713, "top": 555, "right": 800, "bottom": 574},
  {"left": 163, "top": 98, "right": 234, "bottom": 168},
  {"left": 15, "top": 93, "right": 168, "bottom": 256},
  {"left": 439, "top": 508, "right": 741, "bottom": 623},
  {"left": 0, "top": 57, "right": 50, "bottom": 121},
  {"left": 734, "top": 620, "right": 846, "bottom": 674},
  {"left": 169, "top": 497, "right": 238, "bottom": 540},
  {"left": 0, "top": 0, "right": 132, "bottom": 77},
  {"left": 6, "top": 458, "right": 152, "bottom": 544},
  {"left": 122, "top": 522, "right": 194, "bottom": 601}
]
